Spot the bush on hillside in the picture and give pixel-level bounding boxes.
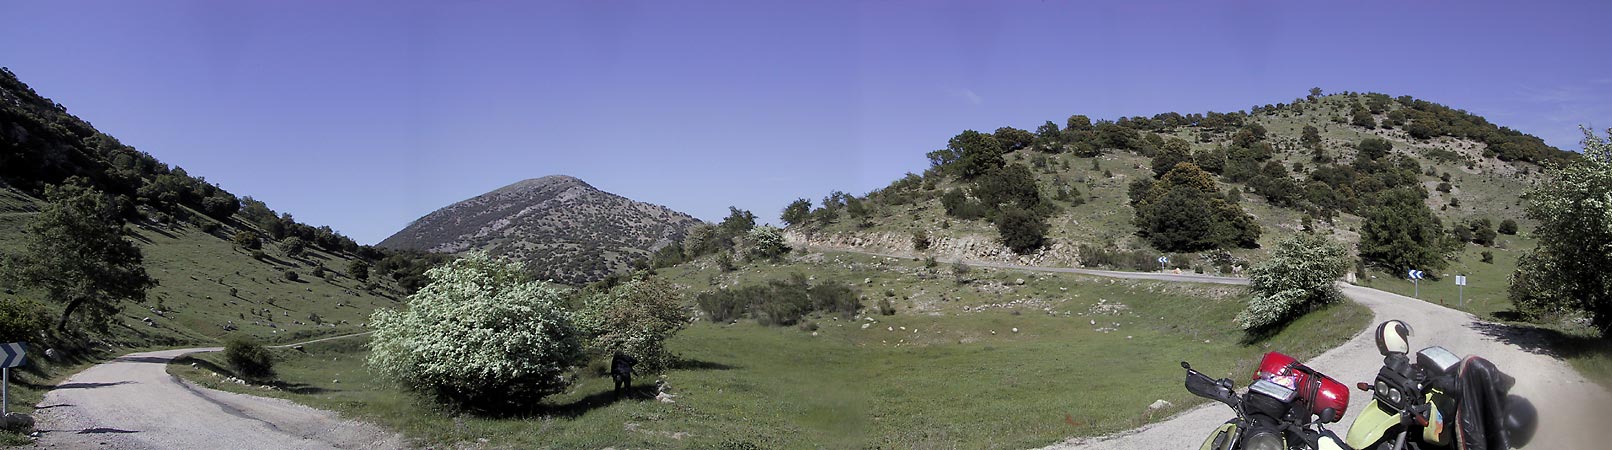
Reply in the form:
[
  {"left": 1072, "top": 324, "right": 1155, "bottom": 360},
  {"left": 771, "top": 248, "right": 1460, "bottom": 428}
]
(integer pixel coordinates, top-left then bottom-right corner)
[
  {"left": 367, "top": 252, "right": 582, "bottom": 409},
  {"left": 224, "top": 337, "right": 275, "bottom": 381}
]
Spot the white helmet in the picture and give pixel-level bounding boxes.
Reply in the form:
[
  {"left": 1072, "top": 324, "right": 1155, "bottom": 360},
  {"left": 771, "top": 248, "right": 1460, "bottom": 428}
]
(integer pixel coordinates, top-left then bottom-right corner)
[{"left": 1374, "top": 320, "right": 1412, "bottom": 355}]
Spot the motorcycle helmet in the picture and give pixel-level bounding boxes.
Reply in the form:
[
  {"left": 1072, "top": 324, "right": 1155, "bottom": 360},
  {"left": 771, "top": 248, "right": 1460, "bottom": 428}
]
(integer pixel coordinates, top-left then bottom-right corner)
[{"left": 1375, "top": 320, "right": 1412, "bottom": 355}]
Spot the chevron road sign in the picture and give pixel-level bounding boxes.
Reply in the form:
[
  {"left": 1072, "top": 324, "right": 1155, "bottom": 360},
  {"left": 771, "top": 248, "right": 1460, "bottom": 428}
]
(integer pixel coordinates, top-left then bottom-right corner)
[
  {"left": 0, "top": 343, "right": 23, "bottom": 368},
  {"left": 1408, "top": 269, "right": 1425, "bottom": 298},
  {"left": 1407, "top": 269, "right": 1425, "bottom": 280},
  {"left": 0, "top": 342, "right": 21, "bottom": 415}
]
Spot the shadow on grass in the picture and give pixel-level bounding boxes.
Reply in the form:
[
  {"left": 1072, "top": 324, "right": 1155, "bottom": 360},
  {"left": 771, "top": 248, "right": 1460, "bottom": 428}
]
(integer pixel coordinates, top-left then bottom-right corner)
[
  {"left": 535, "top": 384, "right": 658, "bottom": 419},
  {"left": 669, "top": 358, "right": 739, "bottom": 371},
  {"left": 1468, "top": 321, "right": 1612, "bottom": 362}
]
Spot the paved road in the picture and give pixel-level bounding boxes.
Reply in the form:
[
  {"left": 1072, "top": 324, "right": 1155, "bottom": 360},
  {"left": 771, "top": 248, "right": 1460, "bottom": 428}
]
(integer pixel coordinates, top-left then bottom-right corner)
[
  {"left": 819, "top": 247, "right": 1612, "bottom": 449},
  {"left": 30, "top": 333, "right": 401, "bottom": 450}
]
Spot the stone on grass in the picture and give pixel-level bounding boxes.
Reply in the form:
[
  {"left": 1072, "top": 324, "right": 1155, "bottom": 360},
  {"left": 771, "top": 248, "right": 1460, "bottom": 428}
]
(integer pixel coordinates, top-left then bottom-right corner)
[{"left": 1148, "top": 399, "right": 1173, "bottom": 411}]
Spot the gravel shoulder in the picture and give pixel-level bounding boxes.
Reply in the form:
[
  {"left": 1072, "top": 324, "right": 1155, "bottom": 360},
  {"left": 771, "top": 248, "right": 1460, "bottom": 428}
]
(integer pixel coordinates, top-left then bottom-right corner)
[{"left": 29, "top": 337, "right": 402, "bottom": 450}]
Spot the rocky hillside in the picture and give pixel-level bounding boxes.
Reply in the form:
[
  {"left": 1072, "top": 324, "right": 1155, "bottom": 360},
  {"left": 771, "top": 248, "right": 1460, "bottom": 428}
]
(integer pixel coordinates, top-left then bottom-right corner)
[{"left": 379, "top": 175, "right": 701, "bottom": 284}]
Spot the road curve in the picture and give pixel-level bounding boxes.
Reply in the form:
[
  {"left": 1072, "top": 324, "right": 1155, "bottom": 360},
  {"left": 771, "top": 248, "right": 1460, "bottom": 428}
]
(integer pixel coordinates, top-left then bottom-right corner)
[
  {"left": 30, "top": 334, "right": 401, "bottom": 450},
  {"left": 816, "top": 247, "right": 1612, "bottom": 449}
]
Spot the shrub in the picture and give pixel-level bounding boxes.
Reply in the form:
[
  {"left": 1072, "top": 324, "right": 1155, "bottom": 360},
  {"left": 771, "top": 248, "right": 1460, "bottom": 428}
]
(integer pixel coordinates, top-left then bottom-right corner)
[
  {"left": 912, "top": 230, "right": 932, "bottom": 251},
  {"left": 283, "top": 270, "right": 299, "bottom": 282},
  {"left": 716, "top": 252, "right": 737, "bottom": 272},
  {"left": 923, "top": 256, "right": 938, "bottom": 268},
  {"left": 1481, "top": 251, "right": 1494, "bottom": 264},
  {"left": 877, "top": 298, "right": 896, "bottom": 316},
  {"left": 231, "top": 231, "right": 262, "bottom": 250},
  {"left": 951, "top": 262, "right": 973, "bottom": 284},
  {"left": 997, "top": 206, "right": 1049, "bottom": 254},
  {"left": 575, "top": 278, "right": 690, "bottom": 374},
  {"left": 1236, "top": 234, "right": 1350, "bottom": 331},
  {"left": 224, "top": 337, "right": 275, "bottom": 381},
  {"left": 200, "top": 222, "right": 220, "bottom": 234},
  {"left": 250, "top": 250, "right": 266, "bottom": 260},
  {"left": 310, "top": 266, "right": 327, "bottom": 278},
  {"left": 743, "top": 226, "right": 790, "bottom": 260},
  {"left": 367, "top": 252, "right": 582, "bottom": 409},
  {"left": 0, "top": 297, "right": 51, "bottom": 343},
  {"left": 1498, "top": 219, "right": 1519, "bottom": 235}
]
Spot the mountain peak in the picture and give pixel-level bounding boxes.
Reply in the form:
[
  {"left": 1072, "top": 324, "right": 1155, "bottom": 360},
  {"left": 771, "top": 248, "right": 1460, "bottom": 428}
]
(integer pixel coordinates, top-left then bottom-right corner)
[{"left": 378, "top": 176, "right": 700, "bottom": 285}]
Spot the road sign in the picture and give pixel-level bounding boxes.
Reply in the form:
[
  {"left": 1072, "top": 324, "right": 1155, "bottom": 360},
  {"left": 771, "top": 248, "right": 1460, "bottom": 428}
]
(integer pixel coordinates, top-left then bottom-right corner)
[
  {"left": 1407, "top": 269, "right": 1425, "bottom": 280},
  {"left": 1455, "top": 275, "right": 1467, "bottom": 286},
  {"left": 1456, "top": 275, "right": 1468, "bottom": 307},
  {"left": 1157, "top": 256, "right": 1169, "bottom": 264},
  {"left": 0, "top": 343, "right": 23, "bottom": 368},
  {"left": 0, "top": 342, "right": 21, "bottom": 416}
]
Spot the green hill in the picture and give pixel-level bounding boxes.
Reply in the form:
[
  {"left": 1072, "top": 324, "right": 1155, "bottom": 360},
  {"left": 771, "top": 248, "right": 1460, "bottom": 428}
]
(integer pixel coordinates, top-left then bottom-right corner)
[
  {"left": 780, "top": 91, "right": 1563, "bottom": 318},
  {"left": 0, "top": 67, "right": 423, "bottom": 348}
]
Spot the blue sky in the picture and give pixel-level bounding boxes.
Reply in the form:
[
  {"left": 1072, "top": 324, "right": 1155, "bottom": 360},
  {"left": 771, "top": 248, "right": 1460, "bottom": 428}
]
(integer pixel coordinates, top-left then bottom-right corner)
[{"left": 2, "top": 0, "right": 1607, "bottom": 245}]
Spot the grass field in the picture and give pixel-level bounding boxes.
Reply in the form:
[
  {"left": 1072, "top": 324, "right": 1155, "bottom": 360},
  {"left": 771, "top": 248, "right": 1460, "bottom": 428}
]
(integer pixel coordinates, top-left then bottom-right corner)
[{"left": 171, "top": 250, "right": 1369, "bottom": 449}]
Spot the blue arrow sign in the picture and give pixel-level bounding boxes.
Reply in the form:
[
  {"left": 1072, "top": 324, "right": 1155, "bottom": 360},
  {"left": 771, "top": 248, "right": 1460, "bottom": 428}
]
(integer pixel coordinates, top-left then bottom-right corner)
[
  {"left": 0, "top": 342, "right": 24, "bottom": 368},
  {"left": 1158, "top": 256, "right": 1169, "bottom": 264},
  {"left": 1407, "top": 269, "right": 1425, "bottom": 280}
]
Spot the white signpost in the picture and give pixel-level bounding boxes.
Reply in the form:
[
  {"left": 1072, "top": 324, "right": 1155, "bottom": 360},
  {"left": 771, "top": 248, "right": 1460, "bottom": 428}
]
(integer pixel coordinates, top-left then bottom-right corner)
[
  {"left": 1157, "top": 255, "right": 1170, "bottom": 271},
  {"left": 1455, "top": 275, "right": 1468, "bottom": 307},
  {"left": 0, "top": 342, "right": 24, "bottom": 415},
  {"left": 1408, "top": 269, "right": 1425, "bottom": 298}
]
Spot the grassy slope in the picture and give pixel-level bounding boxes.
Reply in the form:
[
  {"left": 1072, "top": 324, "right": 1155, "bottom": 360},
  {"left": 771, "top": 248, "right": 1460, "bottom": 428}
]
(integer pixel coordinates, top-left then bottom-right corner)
[
  {"left": 0, "top": 183, "right": 409, "bottom": 444},
  {"left": 172, "top": 250, "right": 1369, "bottom": 449}
]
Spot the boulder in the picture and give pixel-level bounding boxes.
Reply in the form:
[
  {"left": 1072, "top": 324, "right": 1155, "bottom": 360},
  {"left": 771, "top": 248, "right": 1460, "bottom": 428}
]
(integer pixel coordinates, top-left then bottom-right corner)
[{"left": 1148, "top": 399, "right": 1173, "bottom": 411}]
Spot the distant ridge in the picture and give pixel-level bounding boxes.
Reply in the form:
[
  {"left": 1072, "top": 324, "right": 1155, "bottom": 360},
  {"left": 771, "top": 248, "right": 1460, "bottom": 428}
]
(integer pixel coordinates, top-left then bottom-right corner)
[{"left": 379, "top": 175, "right": 701, "bottom": 284}]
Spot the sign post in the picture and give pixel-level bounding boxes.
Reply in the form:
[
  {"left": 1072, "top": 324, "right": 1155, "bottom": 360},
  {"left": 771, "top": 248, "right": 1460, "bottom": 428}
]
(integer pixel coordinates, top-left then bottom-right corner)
[
  {"left": 1157, "top": 255, "right": 1170, "bottom": 272},
  {"left": 1455, "top": 275, "right": 1468, "bottom": 307},
  {"left": 1408, "top": 269, "right": 1425, "bottom": 298},
  {"left": 0, "top": 342, "right": 26, "bottom": 415}
]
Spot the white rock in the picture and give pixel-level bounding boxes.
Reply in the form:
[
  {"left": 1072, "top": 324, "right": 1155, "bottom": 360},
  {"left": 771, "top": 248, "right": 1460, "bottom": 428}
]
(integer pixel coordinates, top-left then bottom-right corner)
[
  {"left": 1011, "top": 328, "right": 1019, "bottom": 333},
  {"left": 861, "top": 323, "right": 871, "bottom": 329},
  {"left": 1148, "top": 399, "right": 1173, "bottom": 410},
  {"left": 811, "top": 331, "right": 819, "bottom": 337},
  {"left": 887, "top": 326, "right": 893, "bottom": 332}
]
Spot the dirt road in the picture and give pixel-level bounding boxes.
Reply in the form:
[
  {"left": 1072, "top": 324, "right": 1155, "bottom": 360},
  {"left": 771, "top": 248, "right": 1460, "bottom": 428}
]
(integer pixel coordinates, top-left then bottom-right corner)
[
  {"left": 821, "top": 247, "right": 1612, "bottom": 449},
  {"left": 30, "top": 334, "right": 401, "bottom": 449}
]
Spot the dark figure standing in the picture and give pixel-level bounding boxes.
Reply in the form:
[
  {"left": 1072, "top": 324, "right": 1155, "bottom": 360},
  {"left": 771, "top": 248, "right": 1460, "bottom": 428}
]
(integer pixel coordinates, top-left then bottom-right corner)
[{"left": 610, "top": 352, "right": 638, "bottom": 399}]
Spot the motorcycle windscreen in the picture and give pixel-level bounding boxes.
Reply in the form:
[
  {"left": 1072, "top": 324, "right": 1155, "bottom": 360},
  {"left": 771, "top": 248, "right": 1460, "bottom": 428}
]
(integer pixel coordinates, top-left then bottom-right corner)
[{"left": 1345, "top": 400, "right": 1400, "bottom": 449}]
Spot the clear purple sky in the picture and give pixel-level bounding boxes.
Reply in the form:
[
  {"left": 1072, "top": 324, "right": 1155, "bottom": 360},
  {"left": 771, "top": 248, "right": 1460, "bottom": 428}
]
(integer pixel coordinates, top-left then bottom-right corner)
[{"left": 2, "top": 0, "right": 1607, "bottom": 245}]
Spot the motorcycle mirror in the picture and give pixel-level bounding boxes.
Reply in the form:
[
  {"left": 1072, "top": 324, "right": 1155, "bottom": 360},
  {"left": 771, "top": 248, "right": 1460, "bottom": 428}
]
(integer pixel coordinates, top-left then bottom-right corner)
[
  {"left": 1357, "top": 382, "right": 1371, "bottom": 391},
  {"left": 1319, "top": 408, "right": 1337, "bottom": 423},
  {"left": 1181, "top": 361, "right": 1191, "bottom": 370}
]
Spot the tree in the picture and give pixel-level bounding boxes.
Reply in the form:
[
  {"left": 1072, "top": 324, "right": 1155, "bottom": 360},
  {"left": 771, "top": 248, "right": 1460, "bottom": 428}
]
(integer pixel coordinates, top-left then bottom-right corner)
[
  {"left": 1508, "top": 127, "right": 1612, "bottom": 335},
  {"left": 232, "top": 231, "right": 262, "bottom": 250},
  {"left": 934, "top": 130, "right": 1006, "bottom": 179},
  {"left": 367, "top": 252, "right": 582, "bottom": 408},
  {"left": 1236, "top": 233, "right": 1350, "bottom": 330},
  {"left": 996, "top": 206, "right": 1049, "bottom": 254},
  {"left": 575, "top": 277, "right": 690, "bottom": 373},
  {"left": 1035, "top": 121, "right": 1061, "bottom": 142},
  {"left": 1133, "top": 163, "right": 1260, "bottom": 252},
  {"left": 994, "top": 126, "right": 1035, "bottom": 152},
  {"left": 282, "top": 236, "right": 307, "bottom": 258},
  {"left": 781, "top": 198, "right": 812, "bottom": 227},
  {"left": 1301, "top": 125, "right": 1322, "bottom": 147},
  {"left": 972, "top": 164, "right": 1045, "bottom": 213},
  {"left": 1359, "top": 188, "right": 1449, "bottom": 274},
  {"left": 349, "top": 260, "right": 370, "bottom": 282},
  {"left": 1066, "top": 115, "right": 1093, "bottom": 132},
  {"left": 1358, "top": 138, "right": 1393, "bottom": 161},
  {"left": 1351, "top": 104, "right": 1377, "bottom": 129},
  {"left": 1308, "top": 87, "right": 1323, "bottom": 100},
  {"left": 718, "top": 207, "right": 757, "bottom": 242},
  {"left": 224, "top": 337, "right": 275, "bottom": 381},
  {"left": 1151, "top": 138, "right": 1193, "bottom": 178},
  {"left": 1, "top": 181, "right": 156, "bottom": 332}
]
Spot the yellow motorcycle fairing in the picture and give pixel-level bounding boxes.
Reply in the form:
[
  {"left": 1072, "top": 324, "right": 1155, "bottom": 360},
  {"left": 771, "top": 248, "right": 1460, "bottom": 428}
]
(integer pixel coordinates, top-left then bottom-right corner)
[
  {"left": 1422, "top": 389, "right": 1455, "bottom": 446},
  {"left": 1199, "top": 421, "right": 1238, "bottom": 450},
  {"left": 1345, "top": 400, "right": 1399, "bottom": 449}
]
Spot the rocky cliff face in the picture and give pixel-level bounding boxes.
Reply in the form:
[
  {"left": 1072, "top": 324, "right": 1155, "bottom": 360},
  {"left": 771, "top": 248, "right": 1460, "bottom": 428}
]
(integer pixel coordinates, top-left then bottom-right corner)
[
  {"left": 782, "top": 229, "right": 1084, "bottom": 268},
  {"left": 380, "top": 175, "right": 702, "bottom": 284}
]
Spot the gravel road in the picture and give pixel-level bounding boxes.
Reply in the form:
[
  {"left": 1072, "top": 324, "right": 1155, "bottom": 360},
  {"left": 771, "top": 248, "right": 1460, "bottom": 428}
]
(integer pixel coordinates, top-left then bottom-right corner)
[
  {"left": 29, "top": 335, "right": 402, "bottom": 449},
  {"left": 820, "top": 247, "right": 1612, "bottom": 449}
]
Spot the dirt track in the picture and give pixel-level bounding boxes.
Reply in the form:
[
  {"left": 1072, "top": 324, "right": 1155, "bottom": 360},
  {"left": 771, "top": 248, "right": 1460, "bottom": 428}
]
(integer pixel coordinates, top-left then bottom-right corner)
[{"left": 29, "top": 335, "right": 400, "bottom": 449}]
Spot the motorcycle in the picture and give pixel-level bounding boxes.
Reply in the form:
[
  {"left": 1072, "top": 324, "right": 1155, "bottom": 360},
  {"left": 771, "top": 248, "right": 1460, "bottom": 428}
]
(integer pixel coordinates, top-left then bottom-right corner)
[
  {"left": 1183, "top": 351, "right": 1351, "bottom": 450},
  {"left": 1343, "top": 320, "right": 1537, "bottom": 450}
]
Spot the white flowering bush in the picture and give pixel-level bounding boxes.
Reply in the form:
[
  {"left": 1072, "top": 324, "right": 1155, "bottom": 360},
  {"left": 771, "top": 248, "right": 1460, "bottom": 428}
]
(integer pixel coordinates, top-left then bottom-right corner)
[
  {"left": 743, "top": 225, "right": 791, "bottom": 261},
  {"left": 366, "top": 252, "right": 581, "bottom": 408},
  {"left": 1236, "top": 233, "right": 1349, "bottom": 330},
  {"left": 575, "top": 277, "right": 689, "bottom": 373}
]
